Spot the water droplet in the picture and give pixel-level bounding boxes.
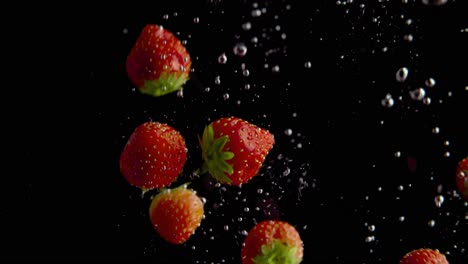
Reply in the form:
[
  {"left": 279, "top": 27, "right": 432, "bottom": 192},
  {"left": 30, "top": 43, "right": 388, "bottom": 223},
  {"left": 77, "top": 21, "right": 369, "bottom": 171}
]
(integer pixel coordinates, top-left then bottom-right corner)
[
  {"left": 193, "top": 17, "right": 200, "bottom": 24},
  {"left": 405, "top": 19, "right": 413, "bottom": 25},
  {"left": 396, "top": 67, "right": 409, "bottom": 82},
  {"left": 122, "top": 28, "right": 128, "bottom": 34},
  {"left": 304, "top": 61, "right": 312, "bottom": 68},
  {"left": 244, "top": 84, "right": 251, "bottom": 90},
  {"left": 283, "top": 168, "right": 291, "bottom": 177},
  {"left": 257, "top": 188, "right": 263, "bottom": 194},
  {"left": 242, "top": 69, "right": 250, "bottom": 77},
  {"left": 398, "top": 185, "right": 404, "bottom": 191},
  {"left": 163, "top": 14, "right": 169, "bottom": 20},
  {"left": 251, "top": 9, "right": 262, "bottom": 17},
  {"left": 177, "top": 89, "right": 184, "bottom": 98},
  {"left": 434, "top": 195, "right": 444, "bottom": 208},
  {"left": 381, "top": 94, "right": 394, "bottom": 108},
  {"left": 423, "top": 97, "right": 432, "bottom": 105},
  {"left": 241, "top": 230, "right": 248, "bottom": 236},
  {"left": 368, "top": 225, "right": 376, "bottom": 232},
  {"left": 398, "top": 216, "right": 405, "bottom": 222},
  {"left": 444, "top": 151, "right": 450, "bottom": 158},
  {"left": 395, "top": 151, "right": 401, "bottom": 158},
  {"left": 272, "top": 65, "right": 280, "bottom": 73},
  {"left": 218, "top": 53, "right": 227, "bottom": 64},
  {"left": 233, "top": 43, "right": 248, "bottom": 57},
  {"left": 244, "top": 207, "right": 250, "bottom": 212},
  {"left": 432, "top": 127, "right": 440, "bottom": 134},
  {"left": 204, "top": 87, "right": 211, "bottom": 93},
  {"left": 242, "top": 22, "right": 252, "bottom": 31},
  {"left": 428, "top": 219, "right": 435, "bottom": 227},
  {"left": 404, "top": 34, "right": 413, "bottom": 42},
  {"left": 409, "top": 87, "right": 426, "bottom": 101},
  {"left": 365, "top": 236, "right": 375, "bottom": 242},
  {"left": 425, "top": 78, "right": 436, "bottom": 87},
  {"left": 224, "top": 225, "right": 229, "bottom": 231},
  {"left": 444, "top": 140, "right": 450, "bottom": 146},
  {"left": 223, "top": 93, "right": 230, "bottom": 100},
  {"left": 422, "top": 0, "right": 448, "bottom": 6},
  {"left": 215, "top": 76, "right": 221, "bottom": 85},
  {"left": 238, "top": 217, "right": 243, "bottom": 222},
  {"left": 284, "top": 129, "right": 293, "bottom": 136}
]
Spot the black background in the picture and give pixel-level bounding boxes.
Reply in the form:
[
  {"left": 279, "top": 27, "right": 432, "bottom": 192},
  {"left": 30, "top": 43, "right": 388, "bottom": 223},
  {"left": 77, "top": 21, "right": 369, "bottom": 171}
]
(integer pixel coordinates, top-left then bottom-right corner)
[{"left": 2, "top": 0, "right": 467, "bottom": 263}]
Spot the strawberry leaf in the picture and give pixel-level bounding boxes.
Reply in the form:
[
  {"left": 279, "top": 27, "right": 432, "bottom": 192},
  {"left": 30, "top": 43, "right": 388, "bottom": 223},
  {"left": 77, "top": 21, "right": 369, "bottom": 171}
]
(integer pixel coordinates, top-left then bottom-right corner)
[
  {"left": 252, "top": 239, "right": 302, "bottom": 264},
  {"left": 140, "top": 71, "right": 188, "bottom": 97},
  {"left": 200, "top": 124, "right": 234, "bottom": 184}
]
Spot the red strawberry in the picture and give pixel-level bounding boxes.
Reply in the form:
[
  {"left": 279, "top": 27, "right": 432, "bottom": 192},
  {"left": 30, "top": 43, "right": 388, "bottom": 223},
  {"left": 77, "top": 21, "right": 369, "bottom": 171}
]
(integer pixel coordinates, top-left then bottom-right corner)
[
  {"left": 126, "top": 24, "right": 191, "bottom": 97},
  {"left": 399, "top": 248, "right": 448, "bottom": 264},
  {"left": 241, "top": 220, "right": 304, "bottom": 264},
  {"left": 119, "top": 121, "right": 187, "bottom": 190},
  {"left": 149, "top": 183, "right": 204, "bottom": 244},
  {"left": 456, "top": 157, "right": 468, "bottom": 200},
  {"left": 199, "top": 116, "right": 275, "bottom": 186}
]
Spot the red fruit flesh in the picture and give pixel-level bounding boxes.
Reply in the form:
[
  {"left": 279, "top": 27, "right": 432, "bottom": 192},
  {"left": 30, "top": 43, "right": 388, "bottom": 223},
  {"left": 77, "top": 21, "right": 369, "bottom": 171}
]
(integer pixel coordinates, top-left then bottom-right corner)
[
  {"left": 126, "top": 24, "right": 191, "bottom": 97},
  {"left": 119, "top": 121, "right": 187, "bottom": 190},
  {"left": 200, "top": 117, "right": 275, "bottom": 186},
  {"left": 149, "top": 184, "right": 204, "bottom": 244},
  {"left": 456, "top": 157, "right": 468, "bottom": 200},
  {"left": 400, "top": 248, "right": 448, "bottom": 264},
  {"left": 241, "top": 220, "right": 303, "bottom": 264}
]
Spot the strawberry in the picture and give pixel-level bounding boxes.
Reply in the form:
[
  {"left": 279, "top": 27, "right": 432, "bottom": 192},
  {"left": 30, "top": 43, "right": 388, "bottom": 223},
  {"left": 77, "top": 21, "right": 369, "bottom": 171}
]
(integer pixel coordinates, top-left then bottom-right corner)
[
  {"left": 198, "top": 116, "right": 275, "bottom": 186},
  {"left": 126, "top": 24, "right": 191, "bottom": 97},
  {"left": 149, "top": 183, "right": 204, "bottom": 244},
  {"left": 119, "top": 121, "right": 187, "bottom": 190},
  {"left": 399, "top": 248, "right": 448, "bottom": 264},
  {"left": 456, "top": 157, "right": 468, "bottom": 200},
  {"left": 241, "top": 220, "right": 304, "bottom": 264}
]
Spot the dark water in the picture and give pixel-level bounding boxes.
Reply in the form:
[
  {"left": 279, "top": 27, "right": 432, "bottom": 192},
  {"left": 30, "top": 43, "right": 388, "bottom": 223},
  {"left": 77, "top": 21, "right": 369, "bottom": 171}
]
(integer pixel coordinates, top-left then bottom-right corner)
[{"left": 3, "top": 0, "right": 467, "bottom": 263}]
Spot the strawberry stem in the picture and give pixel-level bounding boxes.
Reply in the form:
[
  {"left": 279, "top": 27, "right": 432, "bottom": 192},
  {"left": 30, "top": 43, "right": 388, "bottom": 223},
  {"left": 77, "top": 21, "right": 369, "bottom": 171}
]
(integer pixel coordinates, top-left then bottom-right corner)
[
  {"left": 199, "top": 124, "right": 234, "bottom": 184},
  {"left": 140, "top": 72, "right": 189, "bottom": 97}
]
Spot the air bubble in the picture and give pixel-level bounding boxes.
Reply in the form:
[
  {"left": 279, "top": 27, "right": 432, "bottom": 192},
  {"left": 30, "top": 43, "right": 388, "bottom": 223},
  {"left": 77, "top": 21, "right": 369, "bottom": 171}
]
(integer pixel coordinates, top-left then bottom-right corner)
[
  {"left": 396, "top": 67, "right": 409, "bottom": 82},
  {"left": 409, "top": 87, "right": 426, "bottom": 101},
  {"left": 434, "top": 195, "right": 444, "bottom": 208},
  {"left": 425, "top": 78, "right": 436, "bottom": 87},
  {"left": 304, "top": 61, "right": 312, "bottom": 68},
  {"left": 284, "top": 129, "right": 293, "bottom": 136},
  {"left": 233, "top": 43, "right": 248, "bottom": 57},
  {"left": 218, "top": 53, "right": 227, "bottom": 64}
]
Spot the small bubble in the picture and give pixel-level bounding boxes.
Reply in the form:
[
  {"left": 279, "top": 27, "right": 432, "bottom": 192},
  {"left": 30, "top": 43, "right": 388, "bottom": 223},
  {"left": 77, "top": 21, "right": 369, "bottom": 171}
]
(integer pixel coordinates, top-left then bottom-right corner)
[
  {"left": 434, "top": 195, "right": 444, "bottom": 208},
  {"left": 251, "top": 37, "right": 258, "bottom": 43},
  {"left": 244, "top": 84, "right": 251, "bottom": 90},
  {"left": 242, "top": 69, "right": 250, "bottom": 77},
  {"left": 242, "top": 22, "right": 252, "bottom": 31},
  {"left": 244, "top": 207, "right": 250, "bottom": 212},
  {"left": 409, "top": 87, "right": 426, "bottom": 101},
  {"left": 122, "top": 28, "right": 128, "bottom": 34},
  {"left": 251, "top": 9, "right": 262, "bottom": 17},
  {"left": 396, "top": 67, "right": 409, "bottom": 82},
  {"left": 241, "top": 230, "right": 248, "bottom": 236},
  {"left": 272, "top": 65, "right": 280, "bottom": 73},
  {"left": 405, "top": 19, "right": 413, "bottom": 25},
  {"left": 218, "top": 53, "right": 227, "bottom": 64},
  {"left": 204, "top": 87, "right": 211, "bottom": 93},
  {"left": 365, "top": 236, "right": 375, "bottom": 243},
  {"left": 215, "top": 76, "right": 221, "bottom": 85},
  {"left": 284, "top": 129, "right": 293, "bottom": 136},
  {"left": 381, "top": 94, "right": 394, "bottom": 108},
  {"left": 296, "top": 143, "right": 302, "bottom": 149},
  {"left": 398, "top": 216, "right": 405, "bottom": 222},
  {"left": 404, "top": 34, "right": 413, "bottom": 42},
  {"left": 176, "top": 89, "right": 184, "bottom": 98},
  {"left": 163, "top": 14, "right": 169, "bottom": 20},
  {"left": 398, "top": 185, "right": 404, "bottom": 191},
  {"left": 444, "top": 151, "right": 450, "bottom": 158},
  {"left": 432, "top": 127, "right": 440, "bottom": 134},
  {"left": 233, "top": 43, "right": 248, "bottom": 57},
  {"left": 368, "top": 225, "right": 376, "bottom": 232},
  {"left": 223, "top": 93, "right": 230, "bottom": 100},
  {"left": 257, "top": 189, "right": 263, "bottom": 194},
  {"left": 304, "top": 61, "right": 312, "bottom": 68},
  {"left": 283, "top": 168, "right": 291, "bottom": 177},
  {"left": 425, "top": 78, "right": 436, "bottom": 87},
  {"left": 423, "top": 97, "right": 432, "bottom": 105},
  {"left": 444, "top": 140, "right": 450, "bottom": 146},
  {"left": 394, "top": 151, "right": 401, "bottom": 158},
  {"left": 238, "top": 217, "right": 243, "bottom": 222},
  {"left": 224, "top": 225, "right": 229, "bottom": 231},
  {"left": 427, "top": 220, "right": 435, "bottom": 227}
]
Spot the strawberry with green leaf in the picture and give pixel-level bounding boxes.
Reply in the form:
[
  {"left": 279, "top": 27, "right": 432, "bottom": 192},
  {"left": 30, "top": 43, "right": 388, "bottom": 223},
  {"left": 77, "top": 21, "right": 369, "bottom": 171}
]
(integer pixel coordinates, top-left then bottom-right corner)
[
  {"left": 198, "top": 117, "right": 275, "bottom": 186},
  {"left": 241, "top": 220, "right": 304, "bottom": 264},
  {"left": 119, "top": 121, "right": 187, "bottom": 190},
  {"left": 126, "top": 24, "right": 191, "bottom": 97},
  {"left": 149, "top": 183, "right": 204, "bottom": 244}
]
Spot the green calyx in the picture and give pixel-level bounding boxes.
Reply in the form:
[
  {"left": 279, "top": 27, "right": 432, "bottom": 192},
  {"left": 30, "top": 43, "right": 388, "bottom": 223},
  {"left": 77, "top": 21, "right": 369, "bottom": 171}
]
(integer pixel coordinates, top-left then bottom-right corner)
[
  {"left": 198, "top": 124, "right": 234, "bottom": 184},
  {"left": 252, "top": 240, "right": 302, "bottom": 264},
  {"left": 140, "top": 71, "right": 188, "bottom": 97}
]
